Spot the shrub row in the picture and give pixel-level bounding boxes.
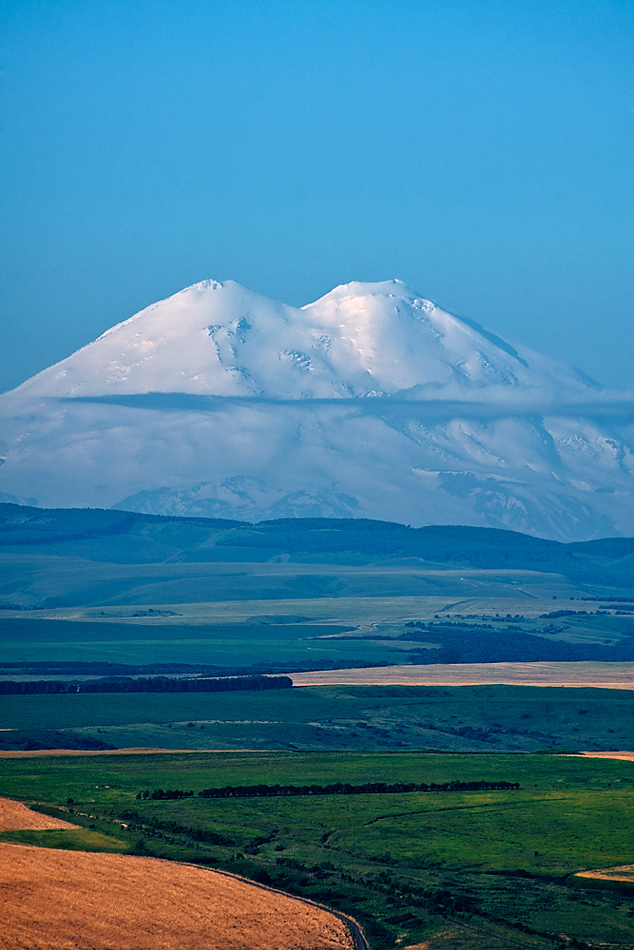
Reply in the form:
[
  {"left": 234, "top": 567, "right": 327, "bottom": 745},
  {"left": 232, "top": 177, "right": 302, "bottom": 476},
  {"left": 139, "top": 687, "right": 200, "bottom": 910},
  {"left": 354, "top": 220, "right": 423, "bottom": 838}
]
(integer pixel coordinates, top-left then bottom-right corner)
[{"left": 119, "top": 809, "right": 235, "bottom": 846}]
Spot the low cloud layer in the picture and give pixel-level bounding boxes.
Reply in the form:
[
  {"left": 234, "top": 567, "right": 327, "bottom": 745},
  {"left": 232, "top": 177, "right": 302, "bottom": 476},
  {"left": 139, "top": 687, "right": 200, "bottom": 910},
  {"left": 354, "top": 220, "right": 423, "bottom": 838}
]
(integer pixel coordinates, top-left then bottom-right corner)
[{"left": 62, "top": 388, "right": 634, "bottom": 424}]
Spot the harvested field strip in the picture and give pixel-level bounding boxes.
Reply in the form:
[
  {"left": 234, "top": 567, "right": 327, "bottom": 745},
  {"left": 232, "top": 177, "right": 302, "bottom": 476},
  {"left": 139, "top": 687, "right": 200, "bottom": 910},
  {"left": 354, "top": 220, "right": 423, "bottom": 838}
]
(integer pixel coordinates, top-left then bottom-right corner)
[
  {"left": 0, "top": 842, "right": 357, "bottom": 950},
  {"left": 579, "top": 751, "right": 634, "bottom": 761},
  {"left": 0, "top": 747, "right": 224, "bottom": 758},
  {"left": 0, "top": 796, "right": 78, "bottom": 831},
  {"left": 290, "top": 661, "right": 634, "bottom": 689},
  {"left": 574, "top": 864, "right": 634, "bottom": 884}
]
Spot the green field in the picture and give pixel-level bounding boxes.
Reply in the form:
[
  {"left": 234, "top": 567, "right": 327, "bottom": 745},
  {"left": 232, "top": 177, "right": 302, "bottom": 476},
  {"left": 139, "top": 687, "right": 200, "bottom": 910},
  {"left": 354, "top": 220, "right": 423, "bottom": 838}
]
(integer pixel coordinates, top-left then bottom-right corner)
[
  {"left": 0, "top": 617, "right": 396, "bottom": 670},
  {"left": 2, "top": 604, "right": 634, "bottom": 674},
  {"left": 2, "top": 750, "right": 634, "bottom": 948},
  {"left": 3, "top": 683, "right": 634, "bottom": 753},
  {"left": 1, "top": 508, "right": 633, "bottom": 677}
]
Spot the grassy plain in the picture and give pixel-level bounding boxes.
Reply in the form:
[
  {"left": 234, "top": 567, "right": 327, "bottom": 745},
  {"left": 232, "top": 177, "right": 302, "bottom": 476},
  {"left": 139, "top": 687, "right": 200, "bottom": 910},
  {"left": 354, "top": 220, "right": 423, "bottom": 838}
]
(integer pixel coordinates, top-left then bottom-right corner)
[
  {"left": 2, "top": 599, "right": 634, "bottom": 673},
  {"left": 0, "top": 616, "right": 382, "bottom": 669},
  {"left": 1, "top": 751, "right": 634, "bottom": 949},
  {"left": 3, "top": 683, "right": 634, "bottom": 753},
  {"left": 2, "top": 510, "right": 634, "bottom": 946}
]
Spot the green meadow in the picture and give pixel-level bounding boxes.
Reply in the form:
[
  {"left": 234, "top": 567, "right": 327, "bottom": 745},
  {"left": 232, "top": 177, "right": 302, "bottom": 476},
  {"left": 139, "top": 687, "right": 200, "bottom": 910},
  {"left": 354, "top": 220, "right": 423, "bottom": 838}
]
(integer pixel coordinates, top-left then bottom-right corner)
[
  {"left": 1, "top": 750, "right": 634, "bottom": 948},
  {"left": 4, "top": 684, "right": 634, "bottom": 753}
]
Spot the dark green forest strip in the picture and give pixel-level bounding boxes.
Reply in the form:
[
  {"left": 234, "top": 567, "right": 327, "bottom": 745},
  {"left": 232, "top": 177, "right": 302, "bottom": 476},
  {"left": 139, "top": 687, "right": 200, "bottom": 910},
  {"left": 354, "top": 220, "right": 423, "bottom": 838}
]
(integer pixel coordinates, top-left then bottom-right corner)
[
  {"left": 0, "top": 674, "right": 292, "bottom": 695},
  {"left": 136, "top": 780, "right": 521, "bottom": 801},
  {"left": 190, "top": 779, "right": 520, "bottom": 799}
]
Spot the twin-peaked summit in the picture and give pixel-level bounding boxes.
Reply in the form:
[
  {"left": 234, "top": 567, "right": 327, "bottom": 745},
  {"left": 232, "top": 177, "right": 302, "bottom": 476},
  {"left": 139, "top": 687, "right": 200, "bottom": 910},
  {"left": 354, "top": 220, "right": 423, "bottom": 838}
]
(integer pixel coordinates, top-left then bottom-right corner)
[
  {"left": 13, "top": 279, "right": 590, "bottom": 401},
  {"left": 1, "top": 279, "right": 632, "bottom": 541}
]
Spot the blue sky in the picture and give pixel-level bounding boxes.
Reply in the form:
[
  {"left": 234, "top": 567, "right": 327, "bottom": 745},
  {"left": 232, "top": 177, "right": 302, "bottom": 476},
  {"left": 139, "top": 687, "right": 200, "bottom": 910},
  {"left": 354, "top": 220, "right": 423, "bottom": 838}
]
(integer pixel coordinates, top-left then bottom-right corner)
[{"left": 1, "top": 0, "right": 633, "bottom": 391}]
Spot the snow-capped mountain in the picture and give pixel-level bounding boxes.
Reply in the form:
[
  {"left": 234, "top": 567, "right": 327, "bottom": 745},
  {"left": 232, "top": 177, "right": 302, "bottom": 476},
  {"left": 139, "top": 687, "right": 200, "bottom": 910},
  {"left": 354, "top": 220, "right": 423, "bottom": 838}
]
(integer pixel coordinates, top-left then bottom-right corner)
[{"left": 1, "top": 278, "right": 632, "bottom": 541}]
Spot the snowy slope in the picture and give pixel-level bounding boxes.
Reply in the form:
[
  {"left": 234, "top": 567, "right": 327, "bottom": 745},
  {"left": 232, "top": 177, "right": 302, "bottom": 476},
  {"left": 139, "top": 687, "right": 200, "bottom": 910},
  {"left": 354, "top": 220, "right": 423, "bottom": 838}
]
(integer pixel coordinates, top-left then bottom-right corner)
[
  {"left": 11, "top": 278, "right": 593, "bottom": 399},
  {"left": 0, "top": 279, "right": 632, "bottom": 541}
]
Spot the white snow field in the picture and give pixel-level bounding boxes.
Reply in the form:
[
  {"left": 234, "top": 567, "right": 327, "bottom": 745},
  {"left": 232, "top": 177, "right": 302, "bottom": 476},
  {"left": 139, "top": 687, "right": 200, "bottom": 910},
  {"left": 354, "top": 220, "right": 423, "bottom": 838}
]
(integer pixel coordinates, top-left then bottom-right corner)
[{"left": 0, "top": 278, "right": 632, "bottom": 541}]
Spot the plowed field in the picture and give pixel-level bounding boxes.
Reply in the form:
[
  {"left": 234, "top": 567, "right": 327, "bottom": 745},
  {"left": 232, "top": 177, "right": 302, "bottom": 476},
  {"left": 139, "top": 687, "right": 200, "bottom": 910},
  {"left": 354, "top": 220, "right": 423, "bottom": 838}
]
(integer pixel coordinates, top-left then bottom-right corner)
[{"left": 0, "top": 842, "right": 355, "bottom": 950}]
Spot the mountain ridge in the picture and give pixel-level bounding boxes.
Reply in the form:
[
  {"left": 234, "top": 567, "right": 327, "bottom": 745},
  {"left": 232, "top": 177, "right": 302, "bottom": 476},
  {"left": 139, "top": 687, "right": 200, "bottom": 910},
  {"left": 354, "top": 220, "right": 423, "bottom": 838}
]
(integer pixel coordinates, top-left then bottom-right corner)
[
  {"left": 4, "top": 278, "right": 595, "bottom": 400},
  {"left": 1, "top": 499, "right": 632, "bottom": 567}
]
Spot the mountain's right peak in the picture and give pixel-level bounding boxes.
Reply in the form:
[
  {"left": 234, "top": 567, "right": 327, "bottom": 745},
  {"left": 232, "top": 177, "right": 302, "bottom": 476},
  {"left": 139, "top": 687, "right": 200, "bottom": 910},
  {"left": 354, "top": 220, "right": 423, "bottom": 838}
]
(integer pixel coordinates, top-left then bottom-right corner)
[{"left": 303, "top": 278, "right": 424, "bottom": 309}]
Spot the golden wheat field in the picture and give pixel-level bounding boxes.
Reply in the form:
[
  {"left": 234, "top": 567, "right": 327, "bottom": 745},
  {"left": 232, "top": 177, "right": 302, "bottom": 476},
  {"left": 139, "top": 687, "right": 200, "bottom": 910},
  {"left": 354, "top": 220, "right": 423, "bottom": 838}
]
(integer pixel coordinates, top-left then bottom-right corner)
[
  {"left": 574, "top": 864, "right": 634, "bottom": 884},
  {"left": 579, "top": 751, "right": 634, "bottom": 761},
  {"left": 291, "top": 660, "right": 634, "bottom": 689},
  {"left": 0, "top": 843, "right": 356, "bottom": 950},
  {"left": 0, "top": 796, "right": 79, "bottom": 831},
  {"left": 0, "top": 798, "right": 355, "bottom": 950}
]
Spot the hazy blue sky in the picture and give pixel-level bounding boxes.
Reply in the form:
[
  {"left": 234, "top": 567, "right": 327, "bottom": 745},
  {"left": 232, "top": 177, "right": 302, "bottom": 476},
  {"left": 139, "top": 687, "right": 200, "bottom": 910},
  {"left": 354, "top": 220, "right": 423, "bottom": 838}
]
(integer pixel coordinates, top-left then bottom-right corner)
[{"left": 1, "top": 0, "right": 633, "bottom": 392}]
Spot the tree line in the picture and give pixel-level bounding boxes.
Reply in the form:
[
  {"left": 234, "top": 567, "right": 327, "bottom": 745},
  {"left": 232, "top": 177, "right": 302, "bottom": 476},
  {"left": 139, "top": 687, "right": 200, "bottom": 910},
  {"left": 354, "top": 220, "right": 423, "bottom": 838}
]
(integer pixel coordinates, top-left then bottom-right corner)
[
  {"left": 135, "top": 779, "right": 520, "bottom": 800},
  {"left": 0, "top": 674, "right": 293, "bottom": 695}
]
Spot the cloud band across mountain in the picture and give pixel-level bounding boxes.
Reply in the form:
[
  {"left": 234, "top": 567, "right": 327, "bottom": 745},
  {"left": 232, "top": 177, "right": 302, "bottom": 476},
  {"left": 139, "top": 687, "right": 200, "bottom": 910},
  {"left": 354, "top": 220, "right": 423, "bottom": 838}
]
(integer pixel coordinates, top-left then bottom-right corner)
[
  {"left": 59, "top": 390, "right": 634, "bottom": 423},
  {"left": 1, "top": 278, "right": 632, "bottom": 540}
]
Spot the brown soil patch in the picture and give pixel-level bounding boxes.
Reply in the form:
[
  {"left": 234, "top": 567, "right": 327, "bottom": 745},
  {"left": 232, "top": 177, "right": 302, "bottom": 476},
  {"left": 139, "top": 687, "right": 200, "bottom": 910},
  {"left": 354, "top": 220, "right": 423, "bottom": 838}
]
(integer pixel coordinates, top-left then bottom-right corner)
[
  {"left": 578, "top": 751, "right": 634, "bottom": 761},
  {"left": 575, "top": 864, "right": 634, "bottom": 884},
  {"left": 0, "top": 797, "right": 78, "bottom": 831},
  {"left": 291, "top": 661, "right": 634, "bottom": 689},
  {"left": 0, "top": 842, "right": 355, "bottom": 950},
  {"left": 0, "top": 748, "right": 266, "bottom": 759},
  {"left": 0, "top": 747, "right": 209, "bottom": 758}
]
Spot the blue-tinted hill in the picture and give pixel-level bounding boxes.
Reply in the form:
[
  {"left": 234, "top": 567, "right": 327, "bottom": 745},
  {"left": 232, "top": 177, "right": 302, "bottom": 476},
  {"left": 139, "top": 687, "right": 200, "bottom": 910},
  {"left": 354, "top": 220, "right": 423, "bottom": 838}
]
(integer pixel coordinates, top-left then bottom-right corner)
[{"left": 0, "top": 503, "right": 632, "bottom": 587}]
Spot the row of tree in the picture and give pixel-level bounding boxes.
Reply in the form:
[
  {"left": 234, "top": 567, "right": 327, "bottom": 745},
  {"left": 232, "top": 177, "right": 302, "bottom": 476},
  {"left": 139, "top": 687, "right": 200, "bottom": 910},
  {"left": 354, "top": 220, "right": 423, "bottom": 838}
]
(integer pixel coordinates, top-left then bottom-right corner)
[
  {"left": 0, "top": 674, "right": 293, "bottom": 694},
  {"left": 193, "top": 779, "right": 520, "bottom": 799}
]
